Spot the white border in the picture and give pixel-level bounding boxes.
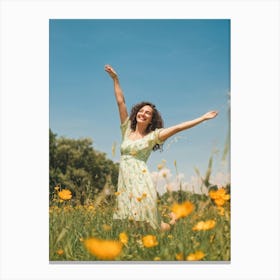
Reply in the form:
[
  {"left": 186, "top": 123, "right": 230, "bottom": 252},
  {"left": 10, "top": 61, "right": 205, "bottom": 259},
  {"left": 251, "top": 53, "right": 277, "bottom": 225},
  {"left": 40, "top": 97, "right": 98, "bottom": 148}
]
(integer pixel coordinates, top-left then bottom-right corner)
[{"left": 0, "top": 0, "right": 279, "bottom": 279}]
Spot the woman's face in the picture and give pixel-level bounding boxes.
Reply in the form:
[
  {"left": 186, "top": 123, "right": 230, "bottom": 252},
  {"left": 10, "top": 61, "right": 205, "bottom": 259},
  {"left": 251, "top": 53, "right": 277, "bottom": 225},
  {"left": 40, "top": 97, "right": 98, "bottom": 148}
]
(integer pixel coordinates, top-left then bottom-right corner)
[{"left": 136, "top": 105, "right": 153, "bottom": 126}]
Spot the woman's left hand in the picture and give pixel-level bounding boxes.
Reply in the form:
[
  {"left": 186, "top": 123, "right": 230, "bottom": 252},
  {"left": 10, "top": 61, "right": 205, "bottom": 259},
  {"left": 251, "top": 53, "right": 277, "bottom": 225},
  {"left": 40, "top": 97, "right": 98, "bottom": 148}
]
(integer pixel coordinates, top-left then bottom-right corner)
[{"left": 202, "top": 111, "right": 218, "bottom": 120}]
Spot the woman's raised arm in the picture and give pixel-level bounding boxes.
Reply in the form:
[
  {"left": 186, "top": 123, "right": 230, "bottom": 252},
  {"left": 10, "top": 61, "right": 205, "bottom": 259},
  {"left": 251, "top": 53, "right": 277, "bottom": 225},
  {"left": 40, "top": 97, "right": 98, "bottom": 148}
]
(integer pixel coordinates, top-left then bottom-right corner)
[
  {"left": 158, "top": 111, "right": 218, "bottom": 142},
  {"left": 105, "top": 65, "right": 128, "bottom": 124}
]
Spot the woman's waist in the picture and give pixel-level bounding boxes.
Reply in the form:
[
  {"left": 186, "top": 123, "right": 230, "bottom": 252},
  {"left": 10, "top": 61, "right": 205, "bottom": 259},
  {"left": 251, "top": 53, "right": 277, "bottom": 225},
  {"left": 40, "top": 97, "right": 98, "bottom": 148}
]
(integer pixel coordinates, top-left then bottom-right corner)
[{"left": 120, "top": 154, "right": 147, "bottom": 162}]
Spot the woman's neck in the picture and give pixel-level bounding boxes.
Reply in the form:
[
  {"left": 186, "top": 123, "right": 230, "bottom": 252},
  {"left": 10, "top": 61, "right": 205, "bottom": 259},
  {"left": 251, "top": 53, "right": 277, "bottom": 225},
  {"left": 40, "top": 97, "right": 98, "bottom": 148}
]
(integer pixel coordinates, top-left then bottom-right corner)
[{"left": 135, "top": 123, "right": 148, "bottom": 136}]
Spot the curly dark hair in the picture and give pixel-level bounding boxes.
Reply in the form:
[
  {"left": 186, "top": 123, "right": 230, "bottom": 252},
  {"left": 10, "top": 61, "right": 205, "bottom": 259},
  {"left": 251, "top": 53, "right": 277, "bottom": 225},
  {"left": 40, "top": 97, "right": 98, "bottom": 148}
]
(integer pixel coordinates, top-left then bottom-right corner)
[{"left": 129, "top": 101, "right": 164, "bottom": 151}]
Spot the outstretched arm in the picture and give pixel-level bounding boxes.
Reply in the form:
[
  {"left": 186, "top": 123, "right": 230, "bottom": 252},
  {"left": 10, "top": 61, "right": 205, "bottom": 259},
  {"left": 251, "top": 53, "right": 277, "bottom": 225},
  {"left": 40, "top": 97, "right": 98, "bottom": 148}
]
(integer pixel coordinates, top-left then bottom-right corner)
[
  {"left": 158, "top": 111, "right": 218, "bottom": 142},
  {"left": 104, "top": 65, "right": 128, "bottom": 124}
]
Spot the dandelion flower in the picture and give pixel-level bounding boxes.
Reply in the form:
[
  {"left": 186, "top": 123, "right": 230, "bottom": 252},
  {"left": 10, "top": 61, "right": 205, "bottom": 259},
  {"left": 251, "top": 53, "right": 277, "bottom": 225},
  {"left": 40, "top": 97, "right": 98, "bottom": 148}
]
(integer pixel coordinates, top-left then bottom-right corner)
[
  {"left": 58, "top": 189, "right": 72, "bottom": 200},
  {"left": 154, "top": 257, "right": 161, "bottom": 261},
  {"left": 192, "top": 220, "right": 216, "bottom": 231},
  {"left": 171, "top": 201, "right": 194, "bottom": 219},
  {"left": 186, "top": 250, "right": 205, "bottom": 261},
  {"left": 119, "top": 232, "right": 128, "bottom": 245},
  {"left": 84, "top": 237, "right": 123, "bottom": 260},
  {"left": 142, "top": 235, "right": 158, "bottom": 248}
]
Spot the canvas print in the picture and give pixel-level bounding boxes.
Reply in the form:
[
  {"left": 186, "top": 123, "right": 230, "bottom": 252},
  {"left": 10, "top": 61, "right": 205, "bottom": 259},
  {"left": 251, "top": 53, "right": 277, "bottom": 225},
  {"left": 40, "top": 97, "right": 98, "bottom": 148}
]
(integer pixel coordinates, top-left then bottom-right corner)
[{"left": 49, "top": 19, "right": 230, "bottom": 262}]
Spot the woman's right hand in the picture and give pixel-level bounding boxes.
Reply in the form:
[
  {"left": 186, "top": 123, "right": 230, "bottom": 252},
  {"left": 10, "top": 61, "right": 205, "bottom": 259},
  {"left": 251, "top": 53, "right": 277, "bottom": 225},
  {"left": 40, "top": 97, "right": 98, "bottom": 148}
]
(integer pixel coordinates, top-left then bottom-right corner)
[{"left": 105, "top": 64, "right": 118, "bottom": 79}]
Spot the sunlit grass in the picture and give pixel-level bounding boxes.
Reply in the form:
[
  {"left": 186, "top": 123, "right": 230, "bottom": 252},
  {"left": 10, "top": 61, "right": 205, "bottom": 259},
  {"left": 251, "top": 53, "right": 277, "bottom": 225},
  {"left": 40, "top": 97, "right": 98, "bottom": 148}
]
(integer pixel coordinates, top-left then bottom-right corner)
[{"left": 49, "top": 173, "right": 230, "bottom": 261}]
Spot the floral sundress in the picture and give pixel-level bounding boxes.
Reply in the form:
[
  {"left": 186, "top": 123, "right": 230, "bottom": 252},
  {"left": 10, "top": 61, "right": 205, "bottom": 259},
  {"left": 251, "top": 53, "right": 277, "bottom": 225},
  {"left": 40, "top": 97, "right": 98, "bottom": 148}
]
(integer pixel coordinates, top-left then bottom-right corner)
[{"left": 113, "top": 117, "right": 164, "bottom": 229}]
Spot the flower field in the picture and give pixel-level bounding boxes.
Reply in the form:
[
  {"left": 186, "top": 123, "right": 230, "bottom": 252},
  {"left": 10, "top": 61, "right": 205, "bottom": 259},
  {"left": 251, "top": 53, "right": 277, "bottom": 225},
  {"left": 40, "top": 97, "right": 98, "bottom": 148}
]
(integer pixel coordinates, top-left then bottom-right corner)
[{"left": 49, "top": 180, "right": 230, "bottom": 262}]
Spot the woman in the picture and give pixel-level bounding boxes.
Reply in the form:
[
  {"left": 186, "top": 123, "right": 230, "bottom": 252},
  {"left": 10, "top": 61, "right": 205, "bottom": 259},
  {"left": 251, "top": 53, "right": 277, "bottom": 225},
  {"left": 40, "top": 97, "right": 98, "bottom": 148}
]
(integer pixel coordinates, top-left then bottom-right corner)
[{"left": 105, "top": 64, "right": 218, "bottom": 230}]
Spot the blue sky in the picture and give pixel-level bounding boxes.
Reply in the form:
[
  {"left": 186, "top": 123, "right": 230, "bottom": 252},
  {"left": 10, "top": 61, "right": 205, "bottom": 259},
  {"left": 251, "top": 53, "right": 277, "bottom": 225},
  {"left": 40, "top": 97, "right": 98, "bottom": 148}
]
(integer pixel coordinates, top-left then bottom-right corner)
[{"left": 49, "top": 19, "right": 230, "bottom": 184}]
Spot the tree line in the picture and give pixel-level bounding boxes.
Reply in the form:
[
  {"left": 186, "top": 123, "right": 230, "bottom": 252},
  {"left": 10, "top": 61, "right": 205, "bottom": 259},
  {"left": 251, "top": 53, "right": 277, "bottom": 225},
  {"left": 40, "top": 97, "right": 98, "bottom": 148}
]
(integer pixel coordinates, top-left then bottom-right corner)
[{"left": 49, "top": 129, "right": 119, "bottom": 205}]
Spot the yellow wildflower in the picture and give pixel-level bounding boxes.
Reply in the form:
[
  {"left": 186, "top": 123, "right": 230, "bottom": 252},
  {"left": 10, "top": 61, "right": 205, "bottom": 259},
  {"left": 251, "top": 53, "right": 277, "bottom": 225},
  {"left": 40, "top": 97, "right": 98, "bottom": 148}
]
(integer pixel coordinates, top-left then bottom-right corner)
[
  {"left": 119, "top": 232, "right": 128, "bottom": 245},
  {"left": 58, "top": 189, "right": 72, "bottom": 200},
  {"left": 214, "top": 198, "right": 226, "bottom": 206},
  {"left": 171, "top": 201, "right": 194, "bottom": 219},
  {"left": 175, "top": 252, "right": 184, "bottom": 261},
  {"left": 204, "top": 219, "right": 216, "bottom": 229},
  {"left": 56, "top": 249, "right": 64, "bottom": 255},
  {"left": 217, "top": 206, "right": 225, "bottom": 216},
  {"left": 54, "top": 185, "right": 60, "bottom": 191},
  {"left": 193, "top": 221, "right": 206, "bottom": 231},
  {"left": 142, "top": 235, "right": 158, "bottom": 248},
  {"left": 115, "top": 191, "right": 121, "bottom": 196},
  {"left": 209, "top": 188, "right": 229, "bottom": 199},
  {"left": 87, "top": 205, "right": 94, "bottom": 211},
  {"left": 84, "top": 237, "right": 123, "bottom": 260},
  {"left": 192, "top": 220, "right": 216, "bottom": 231},
  {"left": 186, "top": 250, "right": 205, "bottom": 261},
  {"left": 154, "top": 257, "right": 161, "bottom": 261},
  {"left": 102, "top": 224, "right": 112, "bottom": 231},
  {"left": 209, "top": 188, "right": 230, "bottom": 206}
]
